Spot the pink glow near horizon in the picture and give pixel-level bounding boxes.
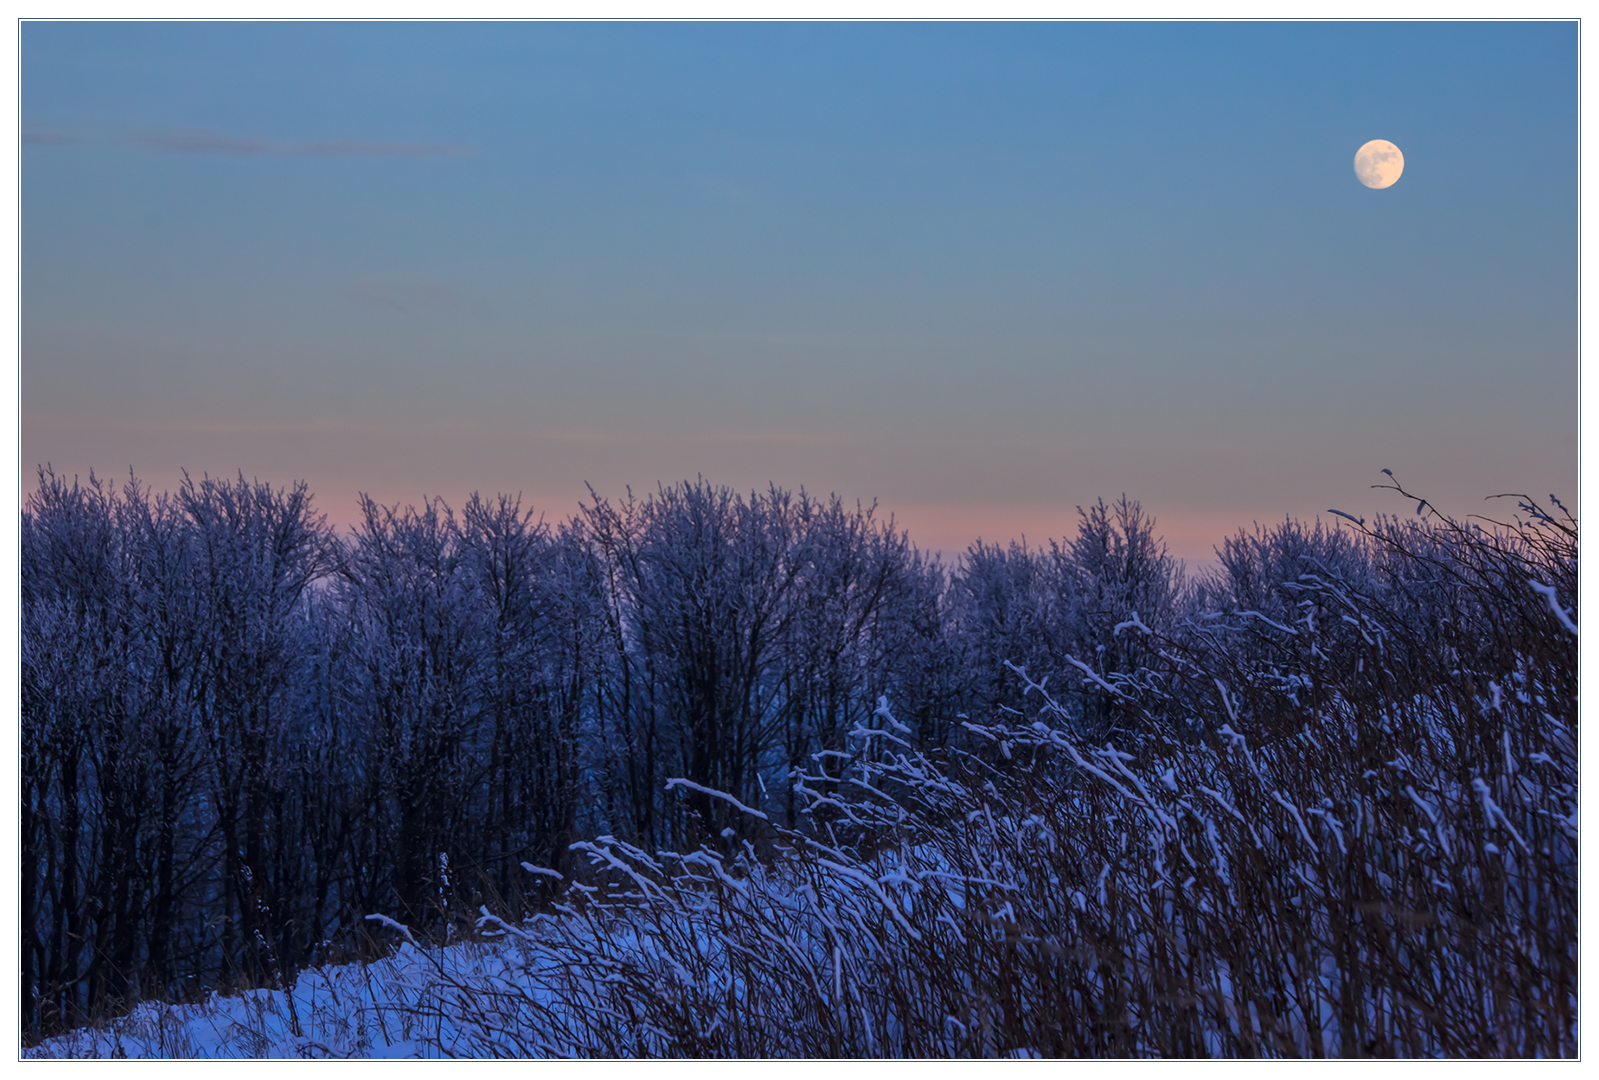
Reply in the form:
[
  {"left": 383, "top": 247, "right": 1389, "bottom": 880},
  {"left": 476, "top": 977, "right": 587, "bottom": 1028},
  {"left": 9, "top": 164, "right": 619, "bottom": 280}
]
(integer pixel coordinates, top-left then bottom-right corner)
[{"left": 19, "top": 455, "right": 1327, "bottom": 574}]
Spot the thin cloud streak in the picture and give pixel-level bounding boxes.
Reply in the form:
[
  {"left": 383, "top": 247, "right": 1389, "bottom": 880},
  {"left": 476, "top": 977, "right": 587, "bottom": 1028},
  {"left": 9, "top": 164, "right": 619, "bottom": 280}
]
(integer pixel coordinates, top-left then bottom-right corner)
[
  {"left": 23, "top": 127, "right": 472, "bottom": 157},
  {"left": 24, "top": 413, "right": 852, "bottom": 448},
  {"left": 20, "top": 128, "right": 91, "bottom": 145}
]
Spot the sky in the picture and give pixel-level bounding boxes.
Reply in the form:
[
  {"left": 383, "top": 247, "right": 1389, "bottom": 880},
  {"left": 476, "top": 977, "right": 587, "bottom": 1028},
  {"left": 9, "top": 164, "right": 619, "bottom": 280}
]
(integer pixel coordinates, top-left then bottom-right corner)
[{"left": 18, "top": 20, "right": 1578, "bottom": 561}]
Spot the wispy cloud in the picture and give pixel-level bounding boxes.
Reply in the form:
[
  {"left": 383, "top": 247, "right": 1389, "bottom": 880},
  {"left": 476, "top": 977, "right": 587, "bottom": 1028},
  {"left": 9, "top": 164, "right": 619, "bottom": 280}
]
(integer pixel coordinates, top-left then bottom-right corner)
[
  {"left": 23, "top": 127, "right": 472, "bottom": 158},
  {"left": 21, "top": 128, "right": 92, "bottom": 146}
]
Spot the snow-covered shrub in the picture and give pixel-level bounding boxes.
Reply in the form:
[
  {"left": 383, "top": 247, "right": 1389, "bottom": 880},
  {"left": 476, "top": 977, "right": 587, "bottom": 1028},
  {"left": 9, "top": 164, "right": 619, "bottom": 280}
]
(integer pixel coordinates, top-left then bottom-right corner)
[
  {"left": 21, "top": 468, "right": 336, "bottom": 1033},
  {"left": 374, "top": 486, "right": 1574, "bottom": 1057},
  {"left": 945, "top": 496, "right": 1184, "bottom": 746},
  {"left": 572, "top": 480, "right": 942, "bottom": 848}
]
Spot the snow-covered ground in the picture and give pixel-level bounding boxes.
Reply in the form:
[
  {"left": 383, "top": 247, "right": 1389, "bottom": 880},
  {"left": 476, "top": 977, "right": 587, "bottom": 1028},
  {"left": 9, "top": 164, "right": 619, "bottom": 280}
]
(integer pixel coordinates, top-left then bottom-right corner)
[
  {"left": 27, "top": 685, "right": 1579, "bottom": 1059},
  {"left": 25, "top": 937, "right": 523, "bottom": 1059}
]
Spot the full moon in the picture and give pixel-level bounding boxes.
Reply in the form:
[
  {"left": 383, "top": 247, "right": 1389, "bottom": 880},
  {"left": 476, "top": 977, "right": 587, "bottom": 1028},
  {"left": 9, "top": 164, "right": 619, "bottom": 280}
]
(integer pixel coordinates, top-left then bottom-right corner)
[{"left": 1354, "top": 139, "right": 1404, "bottom": 189}]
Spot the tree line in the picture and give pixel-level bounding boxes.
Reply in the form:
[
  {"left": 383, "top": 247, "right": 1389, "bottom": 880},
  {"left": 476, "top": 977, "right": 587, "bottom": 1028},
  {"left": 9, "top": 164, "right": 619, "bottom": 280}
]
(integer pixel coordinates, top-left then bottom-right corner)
[{"left": 19, "top": 467, "right": 1575, "bottom": 1042}]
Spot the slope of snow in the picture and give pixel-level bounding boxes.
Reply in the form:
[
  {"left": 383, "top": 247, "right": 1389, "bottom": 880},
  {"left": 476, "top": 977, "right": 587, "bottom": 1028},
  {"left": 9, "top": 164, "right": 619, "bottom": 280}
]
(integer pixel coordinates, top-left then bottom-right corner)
[{"left": 25, "top": 939, "right": 519, "bottom": 1059}]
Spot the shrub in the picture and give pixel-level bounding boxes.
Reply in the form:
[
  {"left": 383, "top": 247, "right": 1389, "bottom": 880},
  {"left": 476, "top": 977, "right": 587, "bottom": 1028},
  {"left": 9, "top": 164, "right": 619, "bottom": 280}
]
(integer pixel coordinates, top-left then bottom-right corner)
[{"left": 380, "top": 483, "right": 1575, "bottom": 1057}]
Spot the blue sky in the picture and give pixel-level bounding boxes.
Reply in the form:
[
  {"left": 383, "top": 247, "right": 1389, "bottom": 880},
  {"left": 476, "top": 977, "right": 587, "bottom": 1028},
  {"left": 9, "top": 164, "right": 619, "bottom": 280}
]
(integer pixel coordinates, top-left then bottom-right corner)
[{"left": 20, "top": 21, "right": 1576, "bottom": 558}]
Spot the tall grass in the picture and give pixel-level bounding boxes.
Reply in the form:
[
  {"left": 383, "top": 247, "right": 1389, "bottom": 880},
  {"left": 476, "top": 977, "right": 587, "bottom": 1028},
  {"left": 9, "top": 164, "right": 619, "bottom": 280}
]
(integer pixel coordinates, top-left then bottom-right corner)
[{"left": 377, "top": 488, "right": 1576, "bottom": 1057}]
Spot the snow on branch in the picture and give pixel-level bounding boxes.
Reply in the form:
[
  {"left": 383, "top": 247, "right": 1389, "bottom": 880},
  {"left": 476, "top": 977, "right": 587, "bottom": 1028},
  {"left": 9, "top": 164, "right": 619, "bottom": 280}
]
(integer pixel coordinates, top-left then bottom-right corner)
[
  {"left": 1528, "top": 579, "right": 1578, "bottom": 636},
  {"left": 664, "top": 777, "right": 770, "bottom": 821},
  {"left": 364, "top": 913, "right": 421, "bottom": 949},
  {"left": 1113, "top": 611, "right": 1153, "bottom": 637},
  {"left": 1063, "top": 654, "right": 1125, "bottom": 698}
]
